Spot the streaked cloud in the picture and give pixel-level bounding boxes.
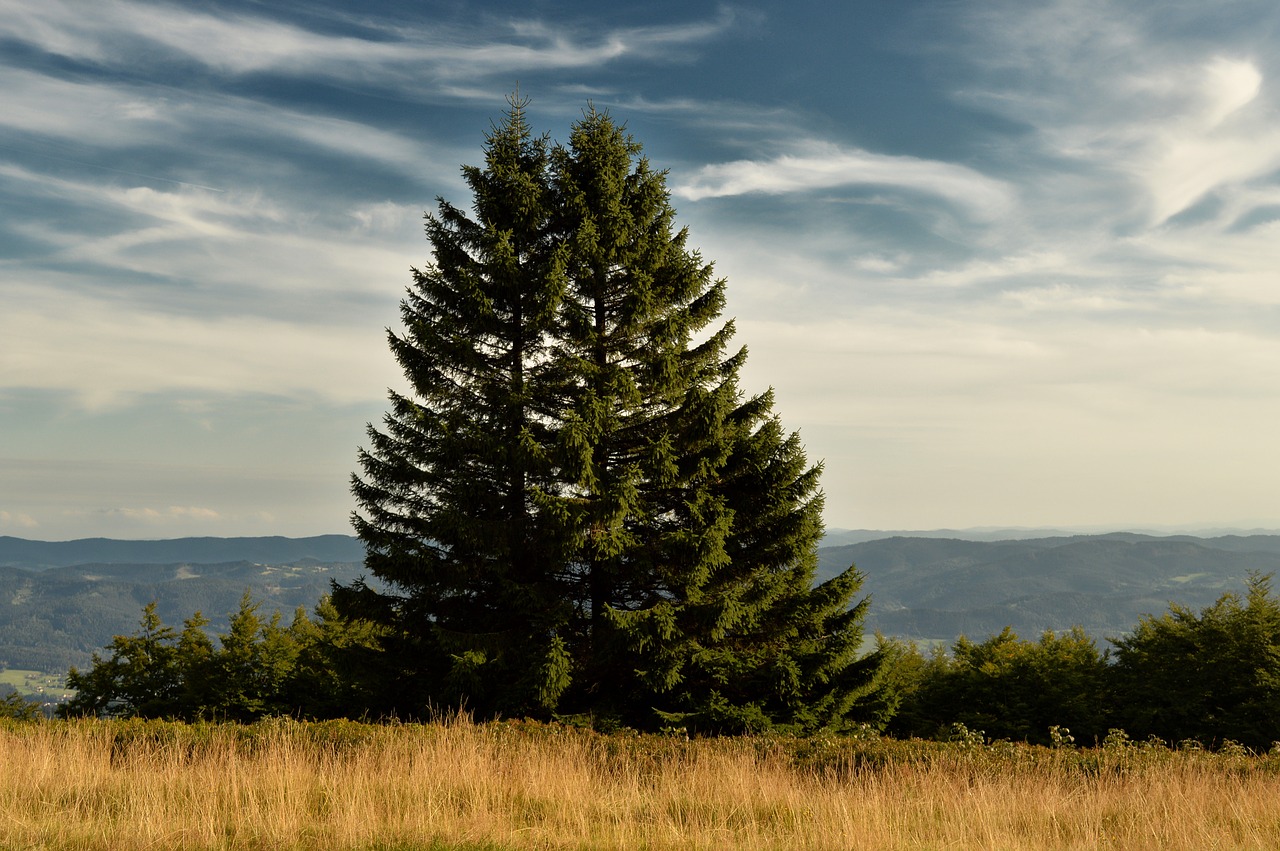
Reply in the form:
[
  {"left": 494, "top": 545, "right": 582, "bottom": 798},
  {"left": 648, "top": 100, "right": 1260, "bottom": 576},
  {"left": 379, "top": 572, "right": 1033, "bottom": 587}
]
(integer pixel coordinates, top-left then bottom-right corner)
[
  {"left": 0, "top": 510, "right": 39, "bottom": 530},
  {"left": 0, "top": 0, "right": 736, "bottom": 84},
  {"left": 0, "top": 68, "right": 455, "bottom": 178},
  {"left": 3, "top": 167, "right": 416, "bottom": 296},
  {"left": 674, "top": 141, "right": 1013, "bottom": 221},
  {"left": 104, "top": 505, "right": 220, "bottom": 522},
  {"left": 955, "top": 3, "right": 1280, "bottom": 228},
  {"left": 0, "top": 68, "right": 180, "bottom": 146},
  {"left": 1110, "top": 56, "right": 1280, "bottom": 226}
]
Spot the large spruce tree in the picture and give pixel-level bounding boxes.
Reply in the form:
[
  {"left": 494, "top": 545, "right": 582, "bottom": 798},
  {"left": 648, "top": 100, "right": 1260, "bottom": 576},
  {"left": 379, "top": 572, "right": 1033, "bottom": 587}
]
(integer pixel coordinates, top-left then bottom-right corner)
[
  {"left": 340, "top": 95, "right": 574, "bottom": 718},
  {"left": 343, "top": 100, "right": 884, "bottom": 731},
  {"left": 546, "top": 109, "right": 882, "bottom": 732},
  {"left": 546, "top": 108, "right": 739, "bottom": 723}
]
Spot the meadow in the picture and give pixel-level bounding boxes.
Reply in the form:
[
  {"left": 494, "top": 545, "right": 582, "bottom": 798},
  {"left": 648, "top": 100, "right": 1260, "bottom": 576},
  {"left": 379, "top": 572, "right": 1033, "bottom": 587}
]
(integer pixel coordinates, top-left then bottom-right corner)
[
  {"left": 4, "top": 717, "right": 1280, "bottom": 850},
  {"left": 0, "top": 667, "right": 63, "bottom": 694}
]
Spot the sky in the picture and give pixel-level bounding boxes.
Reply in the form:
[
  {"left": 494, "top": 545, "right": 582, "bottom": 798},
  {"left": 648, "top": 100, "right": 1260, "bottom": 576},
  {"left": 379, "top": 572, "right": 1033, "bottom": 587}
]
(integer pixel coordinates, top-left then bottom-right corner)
[{"left": 3, "top": 0, "right": 1280, "bottom": 541}]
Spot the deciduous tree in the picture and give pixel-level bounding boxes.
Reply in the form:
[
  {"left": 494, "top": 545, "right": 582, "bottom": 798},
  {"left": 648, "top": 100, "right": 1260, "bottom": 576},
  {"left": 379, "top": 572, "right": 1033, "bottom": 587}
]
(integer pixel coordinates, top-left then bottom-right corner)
[{"left": 1110, "top": 571, "right": 1280, "bottom": 749}]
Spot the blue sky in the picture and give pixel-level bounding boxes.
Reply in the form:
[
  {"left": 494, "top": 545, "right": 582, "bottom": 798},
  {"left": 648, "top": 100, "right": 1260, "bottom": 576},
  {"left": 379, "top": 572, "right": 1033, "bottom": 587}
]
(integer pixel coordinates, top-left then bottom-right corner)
[{"left": 4, "top": 0, "right": 1280, "bottom": 540}]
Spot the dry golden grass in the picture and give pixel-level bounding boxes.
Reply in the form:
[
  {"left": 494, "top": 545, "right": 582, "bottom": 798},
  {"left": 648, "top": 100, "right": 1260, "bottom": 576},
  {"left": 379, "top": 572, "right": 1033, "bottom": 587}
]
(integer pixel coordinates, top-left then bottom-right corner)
[{"left": 3, "top": 717, "right": 1280, "bottom": 850}]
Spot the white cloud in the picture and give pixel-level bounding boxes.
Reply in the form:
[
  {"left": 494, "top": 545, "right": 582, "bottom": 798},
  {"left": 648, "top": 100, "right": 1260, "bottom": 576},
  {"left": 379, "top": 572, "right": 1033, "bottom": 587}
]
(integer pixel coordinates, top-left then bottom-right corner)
[
  {"left": 1129, "top": 57, "right": 1280, "bottom": 224},
  {"left": 1199, "top": 57, "right": 1263, "bottom": 128},
  {"left": 918, "top": 251, "right": 1073, "bottom": 289},
  {"left": 673, "top": 141, "right": 1013, "bottom": 221},
  {"left": 853, "top": 255, "right": 906, "bottom": 274},
  {"left": 956, "top": 3, "right": 1280, "bottom": 227},
  {"left": 0, "top": 0, "right": 734, "bottom": 84},
  {"left": 1001, "top": 283, "right": 1136, "bottom": 313},
  {"left": 0, "top": 510, "right": 39, "bottom": 529},
  {"left": 350, "top": 201, "right": 417, "bottom": 233},
  {"left": 0, "top": 164, "right": 418, "bottom": 303},
  {"left": 104, "top": 505, "right": 220, "bottom": 522},
  {"left": 0, "top": 69, "right": 456, "bottom": 181},
  {"left": 0, "top": 67, "right": 179, "bottom": 145}
]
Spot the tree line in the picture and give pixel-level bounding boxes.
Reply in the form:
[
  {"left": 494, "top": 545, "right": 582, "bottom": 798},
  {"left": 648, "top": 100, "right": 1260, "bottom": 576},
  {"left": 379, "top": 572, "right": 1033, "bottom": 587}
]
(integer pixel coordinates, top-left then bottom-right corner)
[
  {"left": 58, "top": 595, "right": 381, "bottom": 723},
  {"left": 882, "top": 572, "right": 1280, "bottom": 750},
  {"left": 45, "top": 572, "right": 1280, "bottom": 751}
]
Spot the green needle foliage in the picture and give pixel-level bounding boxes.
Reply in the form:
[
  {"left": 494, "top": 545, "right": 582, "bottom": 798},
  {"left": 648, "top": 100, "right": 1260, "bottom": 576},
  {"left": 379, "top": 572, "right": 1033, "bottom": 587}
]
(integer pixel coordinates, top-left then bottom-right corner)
[
  {"left": 338, "top": 94, "right": 573, "bottom": 719},
  {"left": 60, "top": 595, "right": 381, "bottom": 721},
  {"left": 0, "top": 690, "right": 40, "bottom": 722},
  {"left": 341, "top": 96, "right": 884, "bottom": 732}
]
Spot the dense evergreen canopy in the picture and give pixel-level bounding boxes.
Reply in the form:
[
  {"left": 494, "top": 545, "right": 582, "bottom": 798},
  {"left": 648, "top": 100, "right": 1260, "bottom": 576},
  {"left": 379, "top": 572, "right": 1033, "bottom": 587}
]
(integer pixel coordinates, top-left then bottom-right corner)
[
  {"left": 60, "top": 596, "right": 382, "bottom": 722},
  {"left": 338, "top": 97, "right": 884, "bottom": 732}
]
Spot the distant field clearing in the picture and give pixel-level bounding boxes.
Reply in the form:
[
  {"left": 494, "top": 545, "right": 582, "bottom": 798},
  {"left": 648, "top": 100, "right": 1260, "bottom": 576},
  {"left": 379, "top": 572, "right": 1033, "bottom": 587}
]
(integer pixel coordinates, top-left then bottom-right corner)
[{"left": 0, "top": 668, "right": 63, "bottom": 693}]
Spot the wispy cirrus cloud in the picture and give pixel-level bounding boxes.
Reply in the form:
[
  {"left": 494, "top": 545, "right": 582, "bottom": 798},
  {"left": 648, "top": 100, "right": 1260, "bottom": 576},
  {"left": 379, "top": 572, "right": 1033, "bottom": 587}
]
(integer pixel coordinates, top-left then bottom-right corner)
[
  {"left": 0, "top": 68, "right": 183, "bottom": 146},
  {"left": 0, "top": 0, "right": 736, "bottom": 84},
  {"left": 0, "top": 510, "right": 39, "bottom": 530},
  {"left": 103, "top": 505, "right": 220, "bottom": 522},
  {"left": 956, "top": 1, "right": 1280, "bottom": 227},
  {"left": 1135, "top": 57, "right": 1280, "bottom": 225},
  {"left": 779, "top": 0, "right": 1278, "bottom": 326},
  {"left": 0, "top": 66, "right": 461, "bottom": 181},
  {"left": 0, "top": 164, "right": 419, "bottom": 307},
  {"left": 4, "top": 0, "right": 1280, "bottom": 537},
  {"left": 673, "top": 141, "right": 1014, "bottom": 222}
]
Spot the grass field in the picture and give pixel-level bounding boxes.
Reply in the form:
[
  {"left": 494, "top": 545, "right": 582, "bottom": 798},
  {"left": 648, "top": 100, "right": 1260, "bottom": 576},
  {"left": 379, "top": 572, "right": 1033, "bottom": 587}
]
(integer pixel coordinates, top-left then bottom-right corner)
[
  {"left": 0, "top": 667, "right": 64, "bottom": 694},
  {"left": 3, "top": 716, "right": 1280, "bottom": 850}
]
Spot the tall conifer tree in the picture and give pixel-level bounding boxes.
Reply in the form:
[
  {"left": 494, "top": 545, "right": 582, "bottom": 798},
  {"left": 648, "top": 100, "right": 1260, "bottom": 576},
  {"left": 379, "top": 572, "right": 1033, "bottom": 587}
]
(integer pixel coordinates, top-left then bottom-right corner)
[
  {"left": 343, "top": 100, "right": 884, "bottom": 731},
  {"left": 341, "top": 95, "right": 572, "bottom": 717},
  {"left": 548, "top": 109, "right": 882, "bottom": 732}
]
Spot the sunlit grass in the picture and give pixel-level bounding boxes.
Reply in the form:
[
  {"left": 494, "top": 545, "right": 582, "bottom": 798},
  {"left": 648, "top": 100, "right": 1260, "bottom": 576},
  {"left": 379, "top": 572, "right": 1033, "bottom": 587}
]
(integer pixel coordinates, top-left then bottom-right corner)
[{"left": 3, "top": 717, "right": 1280, "bottom": 850}]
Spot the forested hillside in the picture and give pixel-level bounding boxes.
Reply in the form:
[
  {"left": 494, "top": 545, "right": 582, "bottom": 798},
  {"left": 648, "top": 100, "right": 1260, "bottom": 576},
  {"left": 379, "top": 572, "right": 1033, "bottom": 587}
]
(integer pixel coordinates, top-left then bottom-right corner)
[
  {"left": 0, "top": 535, "right": 363, "bottom": 569},
  {"left": 821, "top": 533, "right": 1280, "bottom": 642},
  {"left": 6, "top": 532, "right": 1279, "bottom": 675},
  {"left": 0, "top": 553, "right": 366, "bottom": 673}
]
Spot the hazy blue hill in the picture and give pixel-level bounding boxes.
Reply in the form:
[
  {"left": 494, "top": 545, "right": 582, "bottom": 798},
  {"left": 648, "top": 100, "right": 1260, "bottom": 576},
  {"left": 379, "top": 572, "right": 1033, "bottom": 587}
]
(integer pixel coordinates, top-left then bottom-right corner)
[
  {"left": 8, "top": 532, "right": 1280, "bottom": 675},
  {"left": 0, "top": 535, "right": 364, "bottom": 569},
  {"left": 1191, "top": 535, "right": 1280, "bottom": 555},
  {"left": 905, "top": 539, "right": 1255, "bottom": 608},
  {"left": 819, "top": 534, "right": 1280, "bottom": 645},
  {"left": 0, "top": 541, "right": 368, "bottom": 673}
]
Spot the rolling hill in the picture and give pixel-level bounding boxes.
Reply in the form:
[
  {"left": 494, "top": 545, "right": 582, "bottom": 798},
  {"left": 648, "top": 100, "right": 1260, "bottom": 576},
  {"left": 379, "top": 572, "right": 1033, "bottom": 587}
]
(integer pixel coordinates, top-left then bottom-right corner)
[
  {"left": 0, "top": 536, "right": 369, "bottom": 673},
  {"left": 4, "top": 532, "right": 1279, "bottom": 675},
  {"left": 818, "top": 533, "right": 1280, "bottom": 644},
  {"left": 0, "top": 535, "right": 364, "bottom": 569}
]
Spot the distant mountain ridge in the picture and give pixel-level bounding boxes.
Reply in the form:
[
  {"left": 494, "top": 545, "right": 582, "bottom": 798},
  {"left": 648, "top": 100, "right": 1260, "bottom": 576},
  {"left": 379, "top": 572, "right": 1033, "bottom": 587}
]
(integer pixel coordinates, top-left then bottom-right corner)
[
  {"left": 0, "top": 535, "right": 365, "bottom": 569},
  {"left": 5, "top": 532, "right": 1279, "bottom": 675},
  {"left": 818, "top": 532, "right": 1280, "bottom": 645},
  {"left": 822, "top": 527, "right": 1280, "bottom": 546},
  {"left": 0, "top": 535, "right": 370, "bottom": 674}
]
